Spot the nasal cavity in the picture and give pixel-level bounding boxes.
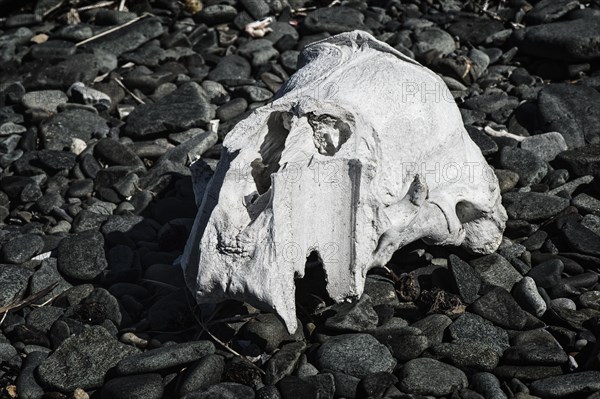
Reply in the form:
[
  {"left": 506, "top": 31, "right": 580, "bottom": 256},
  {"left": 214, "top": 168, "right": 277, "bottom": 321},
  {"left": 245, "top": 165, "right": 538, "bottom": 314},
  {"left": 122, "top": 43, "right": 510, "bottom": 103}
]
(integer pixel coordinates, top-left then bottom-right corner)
[
  {"left": 251, "top": 112, "right": 291, "bottom": 195},
  {"left": 455, "top": 200, "right": 484, "bottom": 224},
  {"left": 307, "top": 113, "right": 353, "bottom": 156}
]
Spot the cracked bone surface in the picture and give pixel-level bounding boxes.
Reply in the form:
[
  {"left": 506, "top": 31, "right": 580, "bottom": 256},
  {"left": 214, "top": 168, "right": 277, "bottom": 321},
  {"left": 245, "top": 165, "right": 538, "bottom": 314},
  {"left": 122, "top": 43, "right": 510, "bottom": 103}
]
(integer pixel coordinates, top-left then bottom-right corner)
[{"left": 181, "top": 30, "right": 507, "bottom": 333}]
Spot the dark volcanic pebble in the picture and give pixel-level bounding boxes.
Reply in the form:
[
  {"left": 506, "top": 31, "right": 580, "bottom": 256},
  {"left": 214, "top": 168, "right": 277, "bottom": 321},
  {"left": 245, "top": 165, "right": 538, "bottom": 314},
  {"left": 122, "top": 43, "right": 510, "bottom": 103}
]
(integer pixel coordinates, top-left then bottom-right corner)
[
  {"left": 101, "top": 373, "right": 164, "bottom": 399},
  {"left": 503, "top": 192, "right": 570, "bottom": 222},
  {"left": 469, "top": 287, "right": 532, "bottom": 330},
  {"left": 537, "top": 84, "right": 600, "bottom": 149},
  {"left": 529, "top": 371, "right": 600, "bottom": 399},
  {"left": 315, "top": 333, "right": 396, "bottom": 379},
  {"left": 0, "top": 264, "right": 33, "bottom": 306},
  {"left": 57, "top": 230, "right": 108, "bottom": 280},
  {"left": 400, "top": 358, "right": 468, "bottom": 396},
  {"left": 178, "top": 354, "right": 225, "bottom": 396},
  {"left": 0, "top": 233, "right": 44, "bottom": 263},
  {"left": 511, "top": 17, "right": 600, "bottom": 61},
  {"left": 16, "top": 351, "right": 47, "bottom": 399},
  {"left": 448, "top": 313, "right": 509, "bottom": 355},
  {"left": 303, "top": 7, "right": 368, "bottom": 34},
  {"left": 499, "top": 146, "right": 548, "bottom": 187},
  {"left": 183, "top": 382, "right": 255, "bottom": 399},
  {"left": 40, "top": 109, "right": 108, "bottom": 150},
  {"left": 116, "top": 340, "right": 215, "bottom": 374},
  {"left": 125, "top": 82, "right": 215, "bottom": 137},
  {"left": 37, "top": 325, "right": 137, "bottom": 391}
]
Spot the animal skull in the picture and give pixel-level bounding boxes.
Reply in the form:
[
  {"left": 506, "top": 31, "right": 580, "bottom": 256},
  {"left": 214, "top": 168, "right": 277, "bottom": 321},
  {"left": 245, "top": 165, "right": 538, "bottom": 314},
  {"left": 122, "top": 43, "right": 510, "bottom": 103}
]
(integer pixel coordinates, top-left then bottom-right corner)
[{"left": 181, "top": 31, "right": 507, "bottom": 333}]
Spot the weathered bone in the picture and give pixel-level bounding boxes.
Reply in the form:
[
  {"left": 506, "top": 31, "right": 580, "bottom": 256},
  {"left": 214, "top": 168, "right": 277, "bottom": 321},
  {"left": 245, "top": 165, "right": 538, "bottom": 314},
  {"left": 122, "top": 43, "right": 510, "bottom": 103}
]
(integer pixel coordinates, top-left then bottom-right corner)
[{"left": 181, "top": 30, "right": 507, "bottom": 333}]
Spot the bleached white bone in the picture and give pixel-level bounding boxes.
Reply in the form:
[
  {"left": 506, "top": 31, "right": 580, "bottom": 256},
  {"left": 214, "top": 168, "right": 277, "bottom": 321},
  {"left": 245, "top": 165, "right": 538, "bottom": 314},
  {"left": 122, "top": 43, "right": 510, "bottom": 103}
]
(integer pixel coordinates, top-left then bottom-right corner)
[{"left": 181, "top": 31, "right": 507, "bottom": 333}]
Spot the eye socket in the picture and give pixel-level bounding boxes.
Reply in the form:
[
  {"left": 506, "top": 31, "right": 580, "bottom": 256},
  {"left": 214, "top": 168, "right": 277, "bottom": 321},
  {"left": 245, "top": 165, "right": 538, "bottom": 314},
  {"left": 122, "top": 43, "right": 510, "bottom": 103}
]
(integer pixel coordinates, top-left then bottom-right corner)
[{"left": 307, "top": 113, "right": 353, "bottom": 156}]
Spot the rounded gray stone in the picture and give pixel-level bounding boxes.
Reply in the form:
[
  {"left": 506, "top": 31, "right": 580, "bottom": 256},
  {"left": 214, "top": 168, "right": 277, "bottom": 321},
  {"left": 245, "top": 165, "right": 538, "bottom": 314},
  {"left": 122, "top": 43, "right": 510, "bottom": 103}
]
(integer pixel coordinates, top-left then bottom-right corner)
[
  {"left": 400, "top": 358, "right": 468, "bottom": 396},
  {"left": 315, "top": 333, "right": 396, "bottom": 379}
]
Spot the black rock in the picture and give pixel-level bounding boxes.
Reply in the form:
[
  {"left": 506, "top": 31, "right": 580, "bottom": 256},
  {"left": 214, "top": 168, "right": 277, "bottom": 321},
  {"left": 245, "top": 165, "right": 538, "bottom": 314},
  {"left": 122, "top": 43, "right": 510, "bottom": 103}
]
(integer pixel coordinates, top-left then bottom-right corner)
[
  {"left": 27, "top": 53, "right": 101, "bottom": 91},
  {"left": 413, "top": 27, "right": 456, "bottom": 58},
  {"left": 526, "top": 0, "right": 580, "bottom": 24},
  {"left": 102, "top": 373, "right": 164, "bottom": 399},
  {"left": 125, "top": 82, "right": 214, "bottom": 137},
  {"left": 37, "top": 325, "right": 137, "bottom": 391},
  {"left": 537, "top": 84, "right": 600, "bottom": 149},
  {"left": 449, "top": 254, "right": 482, "bottom": 304},
  {"left": 183, "top": 382, "right": 255, "bottom": 399},
  {"left": 462, "top": 93, "right": 519, "bottom": 115},
  {"left": 573, "top": 193, "right": 600, "bottom": 215},
  {"left": 199, "top": 5, "right": 238, "bottom": 25},
  {"left": 84, "top": 17, "right": 165, "bottom": 56},
  {"left": 208, "top": 55, "right": 252, "bottom": 83},
  {"left": 216, "top": 98, "right": 248, "bottom": 121},
  {"left": 429, "top": 341, "right": 500, "bottom": 371},
  {"left": 357, "top": 372, "right": 398, "bottom": 399},
  {"left": 469, "top": 253, "right": 522, "bottom": 292},
  {"left": 1, "top": 233, "right": 44, "bottom": 264},
  {"left": 116, "top": 340, "right": 215, "bottom": 374},
  {"left": 503, "top": 192, "right": 570, "bottom": 222},
  {"left": 277, "top": 376, "right": 317, "bottom": 399},
  {"left": 240, "top": 0, "right": 269, "bottom": 19},
  {"left": 527, "top": 259, "right": 564, "bottom": 289},
  {"left": 26, "top": 306, "right": 64, "bottom": 333},
  {"left": 324, "top": 294, "right": 378, "bottom": 332},
  {"left": 371, "top": 324, "right": 429, "bottom": 361},
  {"left": 240, "top": 313, "right": 303, "bottom": 354},
  {"left": 561, "top": 221, "right": 600, "bottom": 257},
  {"left": 40, "top": 109, "right": 109, "bottom": 151},
  {"left": 557, "top": 144, "right": 600, "bottom": 178},
  {"left": 499, "top": 146, "right": 548, "bottom": 186},
  {"left": 0, "top": 264, "right": 33, "bottom": 306},
  {"left": 21, "top": 90, "right": 68, "bottom": 113},
  {"left": 265, "top": 341, "right": 306, "bottom": 385},
  {"left": 448, "top": 313, "right": 509, "bottom": 355},
  {"left": 511, "top": 17, "right": 600, "bottom": 61},
  {"left": 256, "top": 385, "right": 282, "bottom": 399},
  {"left": 447, "top": 17, "right": 505, "bottom": 45},
  {"left": 400, "top": 358, "right": 468, "bottom": 396},
  {"left": 95, "top": 138, "right": 145, "bottom": 168},
  {"left": 530, "top": 371, "right": 600, "bottom": 398},
  {"left": 178, "top": 354, "right": 225, "bottom": 397},
  {"left": 57, "top": 230, "right": 108, "bottom": 281},
  {"left": 302, "top": 373, "right": 334, "bottom": 399},
  {"left": 470, "top": 372, "right": 506, "bottom": 399},
  {"left": 303, "top": 7, "right": 368, "bottom": 34},
  {"left": 494, "top": 365, "right": 563, "bottom": 382},
  {"left": 502, "top": 329, "right": 568, "bottom": 366},
  {"left": 469, "top": 287, "right": 533, "bottom": 330},
  {"left": 520, "top": 132, "right": 568, "bottom": 162},
  {"left": 315, "top": 333, "right": 396, "bottom": 379},
  {"left": 238, "top": 39, "right": 279, "bottom": 67},
  {"left": 411, "top": 314, "right": 452, "bottom": 346},
  {"left": 465, "top": 125, "right": 498, "bottom": 156},
  {"left": 16, "top": 351, "right": 47, "bottom": 399},
  {"left": 30, "top": 258, "right": 71, "bottom": 304}
]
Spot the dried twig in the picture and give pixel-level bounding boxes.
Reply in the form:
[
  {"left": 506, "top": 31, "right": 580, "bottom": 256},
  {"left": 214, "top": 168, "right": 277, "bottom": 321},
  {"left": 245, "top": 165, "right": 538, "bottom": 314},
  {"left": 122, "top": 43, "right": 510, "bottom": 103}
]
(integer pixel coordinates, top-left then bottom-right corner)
[
  {"left": 0, "top": 282, "right": 59, "bottom": 315},
  {"left": 77, "top": 1, "right": 115, "bottom": 11},
  {"left": 75, "top": 12, "right": 151, "bottom": 47},
  {"left": 186, "top": 297, "right": 266, "bottom": 375},
  {"left": 113, "top": 77, "right": 146, "bottom": 104},
  {"left": 118, "top": 0, "right": 126, "bottom": 11}
]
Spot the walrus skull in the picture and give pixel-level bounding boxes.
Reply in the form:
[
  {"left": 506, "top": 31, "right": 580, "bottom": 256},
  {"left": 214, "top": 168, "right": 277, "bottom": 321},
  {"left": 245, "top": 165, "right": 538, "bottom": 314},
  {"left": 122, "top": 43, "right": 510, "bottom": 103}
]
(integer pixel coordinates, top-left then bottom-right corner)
[{"left": 181, "top": 31, "right": 507, "bottom": 332}]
